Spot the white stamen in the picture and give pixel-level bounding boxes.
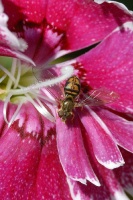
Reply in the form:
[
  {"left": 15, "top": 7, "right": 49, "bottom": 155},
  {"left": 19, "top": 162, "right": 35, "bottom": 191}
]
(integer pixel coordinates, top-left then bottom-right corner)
[
  {"left": 25, "top": 94, "right": 55, "bottom": 122},
  {"left": 0, "top": 74, "right": 7, "bottom": 83},
  {"left": 1, "top": 59, "right": 73, "bottom": 124},
  {"left": 3, "top": 93, "right": 12, "bottom": 124},
  {"left": 0, "top": 64, "right": 16, "bottom": 83},
  {"left": 36, "top": 97, "right": 55, "bottom": 122},
  {"left": 6, "top": 58, "right": 17, "bottom": 91},
  {"left": 8, "top": 101, "right": 23, "bottom": 127},
  {"left": 13, "top": 60, "right": 21, "bottom": 88},
  {"left": 21, "top": 67, "right": 31, "bottom": 76},
  {"left": 32, "top": 92, "right": 57, "bottom": 104},
  {"left": 41, "top": 88, "right": 58, "bottom": 102},
  {"left": 10, "top": 65, "right": 74, "bottom": 95}
]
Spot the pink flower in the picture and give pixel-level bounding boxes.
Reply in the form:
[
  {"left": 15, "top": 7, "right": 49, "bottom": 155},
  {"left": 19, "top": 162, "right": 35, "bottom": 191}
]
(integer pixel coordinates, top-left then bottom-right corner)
[{"left": 0, "top": 0, "right": 133, "bottom": 199}]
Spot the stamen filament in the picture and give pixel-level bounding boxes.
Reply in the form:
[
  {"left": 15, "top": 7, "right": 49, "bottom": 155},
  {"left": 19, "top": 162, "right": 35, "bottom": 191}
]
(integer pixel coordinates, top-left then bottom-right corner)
[
  {"left": 36, "top": 97, "right": 55, "bottom": 120},
  {"left": 13, "top": 61, "right": 21, "bottom": 89},
  {"left": 3, "top": 93, "right": 12, "bottom": 124},
  {"left": 31, "top": 91, "right": 57, "bottom": 104},
  {"left": 8, "top": 101, "right": 23, "bottom": 127},
  {"left": 25, "top": 94, "right": 55, "bottom": 122},
  {"left": 10, "top": 65, "right": 74, "bottom": 95},
  {"left": 0, "top": 74, "right": 7, "bottom": 83},
  {"left": 1, "top": 59, "right": 73, "bottom": 124},
  {"left": 0, "top": 64, "right": 16, "bottom": 83},
  {"left": 6, "top": 58, "right": 17, "bottom": 91}
]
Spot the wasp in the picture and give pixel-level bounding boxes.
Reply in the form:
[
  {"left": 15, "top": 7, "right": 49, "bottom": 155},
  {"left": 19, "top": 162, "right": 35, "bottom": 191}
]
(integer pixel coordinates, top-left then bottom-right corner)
[{"left": 33, "top": 68, "right": 118, "bottom": 122}]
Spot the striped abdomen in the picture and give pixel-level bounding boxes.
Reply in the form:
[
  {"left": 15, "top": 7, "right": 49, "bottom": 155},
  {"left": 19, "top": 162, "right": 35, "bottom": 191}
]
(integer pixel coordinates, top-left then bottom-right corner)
[{"left": 64, "top": 76, "right": 81, "bottom": 98}]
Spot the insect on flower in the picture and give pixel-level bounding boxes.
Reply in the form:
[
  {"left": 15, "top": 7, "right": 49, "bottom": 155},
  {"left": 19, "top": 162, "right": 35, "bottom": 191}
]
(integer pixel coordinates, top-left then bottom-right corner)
[
  {"left": 58, "top": 76, "right": 81, "bottom": 121},
  {"left": 33, "top": 67, "right": 119, "bottom": 122},
  {"left": 58, "top": 75, "right": 119, "bottom": 122}
]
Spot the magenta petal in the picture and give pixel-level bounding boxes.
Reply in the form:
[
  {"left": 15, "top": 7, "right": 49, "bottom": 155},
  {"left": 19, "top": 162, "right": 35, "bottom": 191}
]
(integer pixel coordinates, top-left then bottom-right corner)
[
  {"left": 24, "top": 27, "right": 63, "bottom": 65},
  {"left": 34, "top": 0, "right": 132, "bottom": 50},
  {"left": 0, "top": 101, "right": 20, "bottom": 136},
  {"left": 67, "top": 148, "right": 132, "bottom": 200},
  {"left": 0, "top": 102, "right": 7, "bottom": 132},
  {"left": 78, "top": 21, "right": 133, "bottom": 113},
  {"left": 56, "top": 116, "right": 100, "bottom": 186},
  {"left": 36, "top": 130, "right": 72, "bottom": 200},
  {"left": 0, "top": 3, "right": 34, "bottom": 63},
  {"left": 3, "top": 0, "right": 47, "bottom": 24},
  {"left": 10, "top": 137, "right": 41, "bottom": 199},
  {"left": 97, "top": 108, "right": 133, "bottom": 153},
  {"left": 0, "top": 126, "right": 41, "bottom": 199},
  {"left": 3, "top": 1, "right": 132, "bottom": 51},
  {"left": 115, "top": 148, "right": 133, "bottom": 194},
  {"left": 0, "top": 129, "right": 21, "bottom": 199},
  {"left": 79, "top": 107, "right": 124, "bottom": 169},
  {"left": 0, "top": 7, "right": 27, "bottom": 51},
  {"left": 67, "top": 136, "right": 133, "bottom": 199},
  {"left": 0, "top": 5, "right": 33, "bottom": 63},
  {"left": 63, "top": 2, "right": 132, "bottom": 50},
  {"left": 67, "top": 177, "right": 129, "bottom": 200},
  {"left": 0, "top": 47, "right": 35, "bottom": 65}
]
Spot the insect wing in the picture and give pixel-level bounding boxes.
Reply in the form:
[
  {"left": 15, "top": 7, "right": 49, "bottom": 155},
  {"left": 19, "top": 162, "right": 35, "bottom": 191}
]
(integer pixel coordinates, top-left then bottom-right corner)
[
  {"left": 78, "top": 88, "right": 118, "bottom": 107},
  {"left": 32, "top": 66, "right": 63, "bottom": 100}
]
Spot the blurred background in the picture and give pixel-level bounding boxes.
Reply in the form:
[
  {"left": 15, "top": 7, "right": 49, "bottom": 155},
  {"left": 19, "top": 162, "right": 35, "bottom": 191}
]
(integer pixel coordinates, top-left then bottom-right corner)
[{"left": 114, "top": 0, "right": 133, "bottom": 10}]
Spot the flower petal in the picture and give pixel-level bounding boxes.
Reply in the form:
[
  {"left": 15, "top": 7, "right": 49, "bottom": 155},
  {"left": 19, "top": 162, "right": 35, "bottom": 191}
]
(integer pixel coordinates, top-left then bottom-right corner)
[
  {"left": 36, "top": 127, "right": 72, "bottom": 200},
  {"left": 0, "top": 47, "right": 35, "bottom": 65},
  {"left": 67, "top": 147, "right": 132, "bottom": 200},
  {"left": 67, "top": 178, "right": 111, "bottom": 200},
  {"left": 3, "top": 0, "right": 47, "bottom": 24},
  {"left": 67, "top": 172, "right": 129, "bottom": 200},
  {"left": 14, "top": 103, "right": 44, "bottom": 134},
  {"left": 0, "top": 124, "right": 41, "bottom": 199},
  {"left": 0, "top": 102, "right": 71, "bottom": 199},
  {"left": 96, "top": 108, "right": 133, "bottom": 153},
  {"left": 95, "top": 0, "right": 133, "bottom": 15},
  {"left": 79, "top": 107, "right": 124, "bottom": 169},
  {"left": 62, "top": 1, "right": 132, "bottom": 50},
  {"left": 0, "top": 1, "right": 35, "bottom": 65},
  {"left": 114, "top": 148, "right": 133, "bottom": 196},
  {"left": 3, "top": 0, "right": 132, "bottom": 51},
  {"left": 0, "top": 102, "right": 7, "bottom": 132},
  {"left": 24, "top": 26, "right": 63, "bottom": 65},
  {"left": 0, "top": 3, "right": 27, "bottom": 52},
  {"left": 0, "top": 101, "right": 22, "bottom": 136},
  {"left": 78, "top": 21, "right": 133, "bottom": 113},
  {"left": 56, "top": 116, "right": 100, "bottom": 186}
]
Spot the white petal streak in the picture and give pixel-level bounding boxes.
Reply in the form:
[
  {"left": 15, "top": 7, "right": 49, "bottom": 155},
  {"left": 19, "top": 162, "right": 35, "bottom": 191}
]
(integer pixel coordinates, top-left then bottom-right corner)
[
  {"left": 3, "top": 93, "right": 12, "bottom": 124},
  {"left": 84, "top": 107, "right": 124, "bottom": 169},
  {"left": 94, "top": 0, "right": 133, "bottom": 15},
  {"left": 114, "top": 21, "right": 133, "bottom": 32},
  {"left": 0, "top": 25, "right": 28, "bottom": 52},
  {"left": 101, "top": 21, "right": 133, "bottom": 45},
  {"left": 111, "top": 190, "right": 130, "bottom": 200},
  {"left": 96, "top": 158, "right": 124, "bottom": 169},
  {"left": 67, "top": 178, "right": 81, "bottom": 200},
  {"left": 86, "top": 106, "right": 114, "bottom": 140},
  {"left": 0, "top": 1, "right": 27, "bottom": 51}
]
